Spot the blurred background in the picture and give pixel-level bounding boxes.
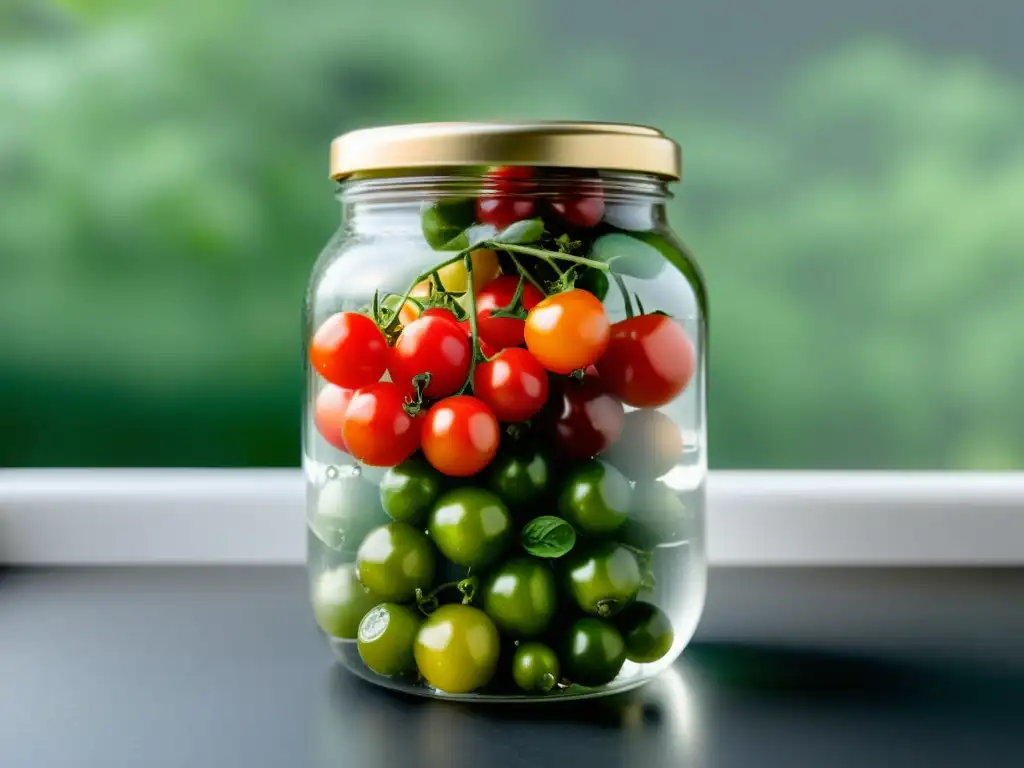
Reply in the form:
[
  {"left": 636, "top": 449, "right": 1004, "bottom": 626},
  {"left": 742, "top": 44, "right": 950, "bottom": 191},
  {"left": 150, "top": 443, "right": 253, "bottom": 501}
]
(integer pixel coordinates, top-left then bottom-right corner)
[{"left": 2, "top": 0, "right": 1022, "bottom": 469}]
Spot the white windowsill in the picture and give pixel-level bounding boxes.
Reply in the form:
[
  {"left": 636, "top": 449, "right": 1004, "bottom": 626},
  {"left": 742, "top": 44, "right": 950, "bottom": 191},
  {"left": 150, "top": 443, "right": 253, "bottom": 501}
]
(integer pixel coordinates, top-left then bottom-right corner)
[{"left": 1, "top": 469, "right": 1022, "bottom": 566}]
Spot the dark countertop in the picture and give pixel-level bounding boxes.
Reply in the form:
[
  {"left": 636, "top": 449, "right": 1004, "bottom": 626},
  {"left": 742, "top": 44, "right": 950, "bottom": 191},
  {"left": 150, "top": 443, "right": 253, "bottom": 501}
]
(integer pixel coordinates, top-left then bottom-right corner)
[{"left": 1, "top": 566, "right": 1022, "bottom": 768}]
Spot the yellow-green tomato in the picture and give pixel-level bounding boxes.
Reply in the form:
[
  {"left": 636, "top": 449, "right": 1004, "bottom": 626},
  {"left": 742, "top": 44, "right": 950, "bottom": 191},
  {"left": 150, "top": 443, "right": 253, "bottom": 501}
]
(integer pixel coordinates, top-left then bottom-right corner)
[
  {"left": 563, "top": 540, "right": 641, "bottom": 617},
  {"left": 481, "top": 558, "right": 558, "bottom": 638},
  {"left": 427, "top": 488, "right": 513, "bottom": 570},
  {"left": 356, "top": 522, "right": 436, "bottom": 602},
  {"left": 512, "top": 642, "right": 561, "bottom": 694},
  {"left": 311, "top": 564, "right": 379, "bottom": 639},
  {"left": 414, "top": 605, "right": 500, "bottom": 694},
  {"left": 557, "top": 460, "right": 631, "bottom": 537},
  {"left": 357, "top": 603, "right": 421, "bottom": 676}
]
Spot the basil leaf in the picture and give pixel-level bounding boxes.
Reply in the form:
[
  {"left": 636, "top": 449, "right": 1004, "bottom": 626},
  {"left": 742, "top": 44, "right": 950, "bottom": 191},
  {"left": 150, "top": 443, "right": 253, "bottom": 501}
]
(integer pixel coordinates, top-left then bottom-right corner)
[
  {"left": 493, "top": 217, "right": 544, "bottom": 245},
  {"left": 442, "top": 223, "right": 498, "bottom": 252},
  {"left": 421, "top": 199, "right": 476, "bottom": 250},
  {"left": 521, "top": 516, "right": 576, "bottom": 558},
  {"left": 587, "top": 232, "right": 667, "bottom": 279}
]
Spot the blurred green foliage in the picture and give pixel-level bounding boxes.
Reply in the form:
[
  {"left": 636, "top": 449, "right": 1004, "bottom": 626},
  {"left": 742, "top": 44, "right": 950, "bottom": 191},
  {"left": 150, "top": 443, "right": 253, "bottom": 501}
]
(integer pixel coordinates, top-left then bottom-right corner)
[{"left": 2, "top": 1, "right": 1022, "bottom": 468}]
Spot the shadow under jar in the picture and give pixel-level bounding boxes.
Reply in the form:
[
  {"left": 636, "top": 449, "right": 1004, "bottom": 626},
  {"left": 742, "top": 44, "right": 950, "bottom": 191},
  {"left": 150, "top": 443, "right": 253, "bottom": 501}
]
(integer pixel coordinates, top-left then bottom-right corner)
[{"left": 304, "top": 122, "right": 707, "bottom": 701}]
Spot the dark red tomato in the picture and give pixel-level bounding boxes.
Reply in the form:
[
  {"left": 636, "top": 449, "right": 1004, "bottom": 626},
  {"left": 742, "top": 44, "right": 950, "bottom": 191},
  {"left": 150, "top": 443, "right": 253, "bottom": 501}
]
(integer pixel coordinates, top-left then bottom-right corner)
[
  {"left": 477, "top": 166, "right": 537, "bottom": 228},
  {"left": 472, "top": 348, "right": 549, "bottom": 423},
  {"left": 550, "top": 190, "right": 605, "bottom": 229},
  {"left": 549, "top": 375, "right": 625, "bottom": 460},
  {"left": 342, "top": 382, "right": 420, "bottom": 467},
  {"left": 476, "top": 196, "right": 536, "bottom": 230},
  {"left": 309, "top": 312, "right": 388, "bottom": 389},
  {"left": 489, "top": 165, "right": 536, "bottom": 192},
  {"left": 596, "top": 314, "right": 695, "bottom": 407},
  {"left": 474, "top": 276, "right": 545, "bottom": 350},
  {"left": 390, "top": 315, "right": 472, "bottom": 399},
  {"left": 421, "top": 396, "right": 500, "bottom": 477},
  {"left": 313, "top": 384, "right": 354, "bottom": 452}
]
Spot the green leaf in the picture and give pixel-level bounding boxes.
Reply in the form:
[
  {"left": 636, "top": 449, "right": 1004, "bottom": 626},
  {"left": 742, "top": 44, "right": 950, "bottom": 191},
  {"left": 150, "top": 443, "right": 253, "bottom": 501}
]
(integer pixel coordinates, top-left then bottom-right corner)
[
  {"left": 588, "top": 232, "right": 668, "bottom": 279},
  {"left": 521, "top": 516, "right": 576, "bottom": 558},
  {"left": 577, "top": 267, "right": 609, "bottom": 302},
  {"left": 421, "top": 199, "right": 476, "bottom": 249},
  {"left": 493, "top": 218, "right": 545, "bottom": 245},
  {"left": 442, "top": 223, "right": 498, "bottom": 252}
]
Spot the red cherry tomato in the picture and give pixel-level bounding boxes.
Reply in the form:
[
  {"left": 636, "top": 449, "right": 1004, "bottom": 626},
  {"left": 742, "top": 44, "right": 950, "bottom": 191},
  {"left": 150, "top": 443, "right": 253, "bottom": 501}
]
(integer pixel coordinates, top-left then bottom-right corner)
[
  {"left": 313, "top": 384, "right": 354, "bottom": 452},
  {"left": 422, "top": 307, "right": 461, "bottom": 324},
  {"left": 421, "top": 396, "right": 500, "bottom": 477},
  {"left": 476, "top": 196, "right": 536, "bottom": 229},
  {"left": 309, "top": 312, "right": 388, "bottom": 389},
  {"left": 596, "top": 315, "right": 695, "bottom": 407},
  {"left": 550, "top": 195, "right": 605, "bottom": 229},
  {"left": 524, "top": 289, "right": 611, "bottom": 374},
  {"left": 342, "top": 382, "right": 421, "bottom": 467},
  {"left": 474, "top": 276, "right": 545, "bottom": 350},
  {"left": 390, "top": 315, "right": 472, "bottom": 399},
  {"left": 472, "top": 348, "right": 549, "bottom": 423},
  {"left": 549, "top": 375, "right": 624, "bottom": 460},
  {"left": 416, "top": 308, "right": 499, "bottom": 358},
  {"left": 475, "top": 167, "right": 536, "bottom": 229}
]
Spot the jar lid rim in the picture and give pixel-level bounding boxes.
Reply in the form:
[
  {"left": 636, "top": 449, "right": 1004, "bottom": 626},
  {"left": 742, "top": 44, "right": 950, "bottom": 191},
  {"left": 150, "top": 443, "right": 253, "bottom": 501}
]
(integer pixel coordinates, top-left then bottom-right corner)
[{"left": 329, "top": 121, "right": 681, "bottom": 181}]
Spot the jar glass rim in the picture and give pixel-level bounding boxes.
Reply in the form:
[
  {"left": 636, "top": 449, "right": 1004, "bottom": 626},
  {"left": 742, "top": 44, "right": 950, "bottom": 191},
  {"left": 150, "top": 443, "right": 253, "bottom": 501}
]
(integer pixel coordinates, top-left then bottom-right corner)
[{"left": 329, "top": 121, "right": 681, "bottom": 181}]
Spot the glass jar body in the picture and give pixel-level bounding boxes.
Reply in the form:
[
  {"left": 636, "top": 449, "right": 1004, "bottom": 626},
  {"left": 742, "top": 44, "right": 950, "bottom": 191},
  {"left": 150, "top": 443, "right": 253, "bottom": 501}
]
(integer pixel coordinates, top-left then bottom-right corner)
[{"left": 304, "top": 170, "right": 707, "bottom": 701}]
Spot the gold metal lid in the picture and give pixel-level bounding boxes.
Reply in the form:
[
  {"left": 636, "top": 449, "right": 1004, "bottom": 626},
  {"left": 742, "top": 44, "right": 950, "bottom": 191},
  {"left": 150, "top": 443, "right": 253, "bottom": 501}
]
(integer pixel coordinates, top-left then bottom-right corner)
[{"left": 329, "top": 121, "right": 681, "bottom": 181}]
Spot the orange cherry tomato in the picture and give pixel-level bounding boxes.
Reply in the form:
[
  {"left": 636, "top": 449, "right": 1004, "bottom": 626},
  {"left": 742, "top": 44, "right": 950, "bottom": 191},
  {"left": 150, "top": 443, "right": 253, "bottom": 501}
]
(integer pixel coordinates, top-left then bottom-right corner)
[
  {"left": 596, "top": 314, "right": 695, "bottom": 407},
  {"left": 524, "top": 289, "right": 610, "bottom": 374},
  {"left": 313, "top": 384, "right": 354, "bottom": 452},
  {"left": 472, "top": 348, "right": 549, "bottom": 423},
  {"left": 342, "top": 382, "right": 421, "bottom": 467},
  {"left": 309, "top": 312, "right": 388, "bottom": 389},
  {"left": 421, "top": 396, "right": 500, "bottom": 477}
]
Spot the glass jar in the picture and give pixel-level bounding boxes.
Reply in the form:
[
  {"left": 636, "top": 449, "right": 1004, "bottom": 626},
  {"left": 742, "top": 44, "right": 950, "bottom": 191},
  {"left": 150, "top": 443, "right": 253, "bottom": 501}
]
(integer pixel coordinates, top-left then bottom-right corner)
[{"left": 304, "top": 122, "right": 707, "bottom": 700}]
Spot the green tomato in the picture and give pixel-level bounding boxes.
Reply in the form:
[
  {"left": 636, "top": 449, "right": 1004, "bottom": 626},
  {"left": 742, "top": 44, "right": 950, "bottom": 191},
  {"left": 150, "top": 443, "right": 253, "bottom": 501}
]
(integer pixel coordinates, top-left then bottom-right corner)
[
  {"left": 486, "top": 447, "right": 552, "bottom": 508},
  {"left": 616, "top": 601, "right": 675, "bottom": 664},
  {"left": 357, "top": 603, "right": 421, "bottom": 676},
  {"left": 563, "top": 540, "right": 641, "bottom": 617},
  {"left": 512, "top": 642, "right": 561, "bottom": 694},
  {"left": 557, "top": 460, "right": 630, "bottom": 536},
  {"left": 481, "top": 558, "right": 558, "bottom": 638},
  {"left": 310, "top": 564, "right": 379, "bottom": 639},
  {"left": 414, "top": 604, "right": 500, "bottom": 694},
  {"left": 314, "top": 474, "right": 389, "bottom": 553},
  {"left": 379, "top": 457, "right": 444, "bottom": 525},
  {"left": 356, "top": 522, "right": 436, "bottom": 602},
  {"left": 427, "top": 488, "right": 513, "bottom": 569},
  {"left": 562, "top": 617, "right": 626, "bottom": 687},
  {"left": 623, "top": 481, "right": 691, "bottom": 547}
]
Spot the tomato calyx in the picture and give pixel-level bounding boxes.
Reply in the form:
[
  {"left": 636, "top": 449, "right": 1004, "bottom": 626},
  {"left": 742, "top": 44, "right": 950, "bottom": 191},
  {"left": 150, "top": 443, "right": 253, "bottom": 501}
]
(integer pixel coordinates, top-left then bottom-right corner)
[
  {"left": 402, "top": 372, "right": 432, "bottom": 417},
  {"left": 414, "top": 575, "right": 480, "bottom": 616}
]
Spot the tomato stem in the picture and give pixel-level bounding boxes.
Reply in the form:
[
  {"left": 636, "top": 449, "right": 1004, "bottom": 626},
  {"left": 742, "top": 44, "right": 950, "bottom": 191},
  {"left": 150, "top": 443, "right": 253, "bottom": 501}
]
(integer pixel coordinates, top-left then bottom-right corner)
[
  {"left": 383, "top": 251, "right": 470, "bottom": 332},
  {"left": 459, "top": 252, "right": 482, "bottom": 395},
  {"left": 507, "top": 253, "right": 550, "bottom": 296},
  {"left": 491, "top": 243, "right": 610, "bottom": 272},
  {"left": 611, "top": 272, "right": 635, "bottom": 319}
]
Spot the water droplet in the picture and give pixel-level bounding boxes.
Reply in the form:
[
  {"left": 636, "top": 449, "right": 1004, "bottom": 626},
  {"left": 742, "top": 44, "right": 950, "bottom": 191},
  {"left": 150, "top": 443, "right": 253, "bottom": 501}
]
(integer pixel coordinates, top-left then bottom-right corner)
[{"left": 325, "top": 465, "right": 339, "bottom": 481}]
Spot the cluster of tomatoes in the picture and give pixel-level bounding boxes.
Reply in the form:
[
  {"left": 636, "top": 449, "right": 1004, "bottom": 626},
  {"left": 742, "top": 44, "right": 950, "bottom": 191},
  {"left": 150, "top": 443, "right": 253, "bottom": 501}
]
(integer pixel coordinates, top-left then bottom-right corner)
[{"left": 310, "top": 278, "right": 695, "bottom": 479}]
